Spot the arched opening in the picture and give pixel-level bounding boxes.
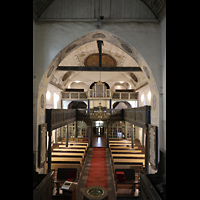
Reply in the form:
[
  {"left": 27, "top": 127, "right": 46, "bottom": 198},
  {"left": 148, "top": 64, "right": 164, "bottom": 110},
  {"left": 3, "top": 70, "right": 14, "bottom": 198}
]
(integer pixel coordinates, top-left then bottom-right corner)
[
  {"left": 90, "top": 82, "right": 110, "bottom": 89},
  {"left": 113, "top": 101, "right": 131, "bottom": 109},
  {"left": 35, "top": 30, "right": 160, "bottom": 172},
  {"left": 68, "top": 101, "right": 87, "bottom": 109}
]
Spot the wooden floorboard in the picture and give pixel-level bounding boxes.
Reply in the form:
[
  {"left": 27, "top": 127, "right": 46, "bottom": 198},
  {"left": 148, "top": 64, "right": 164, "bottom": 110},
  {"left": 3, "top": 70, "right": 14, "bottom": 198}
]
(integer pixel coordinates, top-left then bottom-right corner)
[{"left": 92, "top": 134, "right": 107, "bottom": 147}]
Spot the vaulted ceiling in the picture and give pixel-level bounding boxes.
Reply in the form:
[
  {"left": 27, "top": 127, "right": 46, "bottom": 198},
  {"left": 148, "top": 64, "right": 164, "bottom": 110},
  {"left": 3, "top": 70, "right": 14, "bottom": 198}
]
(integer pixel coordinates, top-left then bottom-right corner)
[
  {"left": 49, "top": 37, "right": 148, "bottom": 92},
  {"left": 33, "top": 0, "right": 166, "bottom": 22}
]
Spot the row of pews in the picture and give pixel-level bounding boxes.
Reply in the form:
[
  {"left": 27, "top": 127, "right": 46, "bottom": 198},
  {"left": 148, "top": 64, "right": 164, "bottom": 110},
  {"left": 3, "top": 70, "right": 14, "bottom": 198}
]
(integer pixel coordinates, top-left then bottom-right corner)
[
  {"left": 109, "top": 139, "right": 145, "bottom": 198},
  {"left": 46, "top": 140, "right": 89, "bottom": 196}
]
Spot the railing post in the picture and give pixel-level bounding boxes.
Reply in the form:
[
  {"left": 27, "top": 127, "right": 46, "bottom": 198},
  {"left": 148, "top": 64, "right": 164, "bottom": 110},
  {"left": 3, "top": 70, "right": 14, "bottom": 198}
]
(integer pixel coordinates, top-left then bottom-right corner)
[
  {"left": 65, "top": 125, "right": 68, "bottom": 147},
  {"left": 131, "top": 125, "right": 135, "bottom": 148}
]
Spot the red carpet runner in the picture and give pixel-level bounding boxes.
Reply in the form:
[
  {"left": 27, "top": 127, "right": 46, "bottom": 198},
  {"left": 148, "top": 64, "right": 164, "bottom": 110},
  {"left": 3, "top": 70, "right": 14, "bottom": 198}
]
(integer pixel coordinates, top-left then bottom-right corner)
[{"left": 86, "top": 147, "right": 108, "bottom": 189}]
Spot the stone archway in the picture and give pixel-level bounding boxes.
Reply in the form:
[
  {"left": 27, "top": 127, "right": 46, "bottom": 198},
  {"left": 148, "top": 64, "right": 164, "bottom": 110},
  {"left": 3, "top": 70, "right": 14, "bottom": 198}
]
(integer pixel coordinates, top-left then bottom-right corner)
[
  {"left": 38, "top": 30, "right": 159, "bottom": 126},
  {"left": 35, "top": 30, "right": 159, "bottom": 170}
]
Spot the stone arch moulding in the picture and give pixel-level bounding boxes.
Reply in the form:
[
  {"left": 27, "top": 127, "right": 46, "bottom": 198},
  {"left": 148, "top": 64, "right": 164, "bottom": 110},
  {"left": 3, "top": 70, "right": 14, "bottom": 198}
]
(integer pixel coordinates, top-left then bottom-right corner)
[{"left": 37, "top": 30, "right": 159, "bottom": 128}]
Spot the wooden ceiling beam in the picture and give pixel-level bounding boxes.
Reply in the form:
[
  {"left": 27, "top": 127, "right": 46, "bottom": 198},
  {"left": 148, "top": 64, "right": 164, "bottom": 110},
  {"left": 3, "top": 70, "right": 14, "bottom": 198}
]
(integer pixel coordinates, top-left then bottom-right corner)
[{"left": 56, "top": 66, "right": 142, "bottom": 72}]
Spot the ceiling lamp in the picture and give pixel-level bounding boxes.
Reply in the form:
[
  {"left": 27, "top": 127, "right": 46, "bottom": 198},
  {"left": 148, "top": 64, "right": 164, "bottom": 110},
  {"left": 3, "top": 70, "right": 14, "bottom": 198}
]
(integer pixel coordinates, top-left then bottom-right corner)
[{"left": 90, "top": 103, "right": 110, "bottom": 120}]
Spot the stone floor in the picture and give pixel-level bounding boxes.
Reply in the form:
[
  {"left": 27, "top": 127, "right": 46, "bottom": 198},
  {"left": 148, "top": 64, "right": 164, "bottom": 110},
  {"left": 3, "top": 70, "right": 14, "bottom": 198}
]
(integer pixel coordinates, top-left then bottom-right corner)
[{"left": 76, "top": 147, "right": 116, "bottom": 200}]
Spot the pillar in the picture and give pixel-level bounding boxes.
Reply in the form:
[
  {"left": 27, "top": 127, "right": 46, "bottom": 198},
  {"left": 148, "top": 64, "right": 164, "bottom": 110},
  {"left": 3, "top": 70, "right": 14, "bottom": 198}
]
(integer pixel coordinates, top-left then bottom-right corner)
[
  {"left": 142, "top": 128, "right": 144, "bottom": 145},
  {"left": 60, "top": 126, "right": 63, "bottom": 138},
  {"left": 65, "top": 125, "right": 68, "bottom": 147},
  {"left": 75, "top": 121, "right": 78, "bottom": 138},
  {"left": 124, "top": 121, "right": 127, "bottom": 139},
  {"left": 131, "top": 125, "right": 135, "bottom": 148}
]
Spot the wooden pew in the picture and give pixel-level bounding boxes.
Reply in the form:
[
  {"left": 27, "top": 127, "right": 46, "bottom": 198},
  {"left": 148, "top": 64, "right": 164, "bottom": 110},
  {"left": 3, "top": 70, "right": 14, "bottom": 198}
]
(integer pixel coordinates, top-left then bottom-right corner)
[
  {"left": 47, "top": 156, "right": 83, "bottom": 175},
  {"left": 110, "top": 146, "right": 135, "bottom": 150},
  {"left": 49, "top": 145, "right": 88, "bottom": 176},
  {"left": 109, "top": 143, "right": 132, "bottom": 147},
  {"left": 52, "top": 150, "right": 85, "bottom": 165},
  {"left": 111, "top": 154, "right": 145, "bottom": 168},
  {"left": 113, "top": 163, "right": 144, "bottom": 174},
  {"left": 115, "top": 168, "right": 140, "bottom": 198},
  {"left": 109, "top": 138, "right": 145, "bottom": 197},
  {"left": 109, "top": 140, "right": 131, "bottom": 143},
  {"left": 113, "top": 158, "right": 145, "bottom": 167},
  {"left": 58, "top": 143, "right": 88, "bottom": 147},
  {"left": 111, "top": 150, "right": 142, "bottom": 154},
  {"left": 52, "top": 152, "right": 85, "bottom": 159},
  {"left": 47, "top": 161, "right": 82, "bottom": 172},
  {"left": 50, "top": 157, "right": 83, "bottom": 163},
  {"left": 58, "top": 145, "right": 87, "bottom": 151},
  {"left": 68, "top": 142, "right": 88, "bottom": 147},
  {"left": 112, "top": 154, "right": 145, "bottom": 159},
  {"left": 52, "top": 147, "right": 85, "bottom": 153},
  {"left": 110, "top": 146, "right": 146, "bottom": 154}
]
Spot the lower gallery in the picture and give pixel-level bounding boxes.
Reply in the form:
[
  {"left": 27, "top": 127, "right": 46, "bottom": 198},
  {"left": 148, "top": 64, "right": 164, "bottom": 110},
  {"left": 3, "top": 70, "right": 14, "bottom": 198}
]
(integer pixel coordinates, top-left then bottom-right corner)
[
  {"left": 34, "top": 110, "right": 166, "bottom": 199},
  {"left": 33, "top": 1, "right": 166, "bottom": 199}
]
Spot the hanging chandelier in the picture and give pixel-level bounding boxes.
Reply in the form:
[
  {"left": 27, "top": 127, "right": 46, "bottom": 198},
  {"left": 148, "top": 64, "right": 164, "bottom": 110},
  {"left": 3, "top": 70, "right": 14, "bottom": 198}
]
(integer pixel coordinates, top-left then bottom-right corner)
[{"left": 90, "top": 103, "right": 110, "bottom": 120}]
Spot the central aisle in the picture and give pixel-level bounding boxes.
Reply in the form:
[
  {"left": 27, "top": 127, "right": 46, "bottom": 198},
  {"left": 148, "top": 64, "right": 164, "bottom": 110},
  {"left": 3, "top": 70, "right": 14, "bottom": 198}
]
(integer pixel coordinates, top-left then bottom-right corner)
[
  {"left": 86, "top": 147, "right": 108, "bottom": 189},
  {"left": 76, "top": 148, "right": 116, "bottom": 199}
]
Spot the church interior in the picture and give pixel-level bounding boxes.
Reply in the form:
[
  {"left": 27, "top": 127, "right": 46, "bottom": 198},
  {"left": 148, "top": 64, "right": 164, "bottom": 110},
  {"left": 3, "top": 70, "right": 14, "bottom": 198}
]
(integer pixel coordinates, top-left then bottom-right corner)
[{"left": 33, "top": 0, "right": 166, "bottom": 199}]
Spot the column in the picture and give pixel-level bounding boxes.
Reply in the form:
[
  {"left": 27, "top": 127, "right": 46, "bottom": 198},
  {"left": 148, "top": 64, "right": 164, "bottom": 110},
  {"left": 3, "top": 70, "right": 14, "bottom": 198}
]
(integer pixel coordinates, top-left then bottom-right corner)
[
  {"left": 142, "top": 128, "right": 144, "bottom": 145},
  {"left": 60, "top": 126, "right": 63, "bottom": 138},
  {"left": 65, "top": 125, "right": 68, "bottom": 147},
  {"left": 75, "top": 121, "right": 78, "bottom": 138},
  {"left": 124, "top": 121, "right": 127, "bottom": 139},
  {"left": 131, "top": 125, "right": 135, "bottom": 148}
]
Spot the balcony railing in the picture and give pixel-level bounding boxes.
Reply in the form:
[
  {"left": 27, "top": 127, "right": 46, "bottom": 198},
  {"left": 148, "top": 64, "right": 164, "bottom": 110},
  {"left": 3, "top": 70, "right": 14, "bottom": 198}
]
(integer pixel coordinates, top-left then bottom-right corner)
[
  {"left": 88, "top": 89, "right": 111, "bottom": 98},
  {"left": 62, "top": 91, "right": 87, "bottom": 100},
  {"left": 61, "top": 90, "right": 138, "bottom": 100},
  {"left": 112, "top": 92, "right": 138, "bottom": 100}
]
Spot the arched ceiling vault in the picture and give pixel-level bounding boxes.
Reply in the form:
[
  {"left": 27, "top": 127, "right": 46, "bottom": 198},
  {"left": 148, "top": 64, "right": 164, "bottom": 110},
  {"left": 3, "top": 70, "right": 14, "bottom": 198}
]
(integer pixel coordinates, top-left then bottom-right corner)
[
  {"left": 33, "top": 0, "right": 166, "bottom": 22},
  {"left": 47, "top": 30, "right": 153, "bottom": 92}
]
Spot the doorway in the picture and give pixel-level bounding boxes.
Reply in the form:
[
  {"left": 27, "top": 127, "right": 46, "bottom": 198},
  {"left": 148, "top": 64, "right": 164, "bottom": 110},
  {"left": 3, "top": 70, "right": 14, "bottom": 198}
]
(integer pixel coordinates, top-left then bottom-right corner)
[{"left": 92, "top": 121, "right": 107, "bottom": 147}]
